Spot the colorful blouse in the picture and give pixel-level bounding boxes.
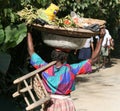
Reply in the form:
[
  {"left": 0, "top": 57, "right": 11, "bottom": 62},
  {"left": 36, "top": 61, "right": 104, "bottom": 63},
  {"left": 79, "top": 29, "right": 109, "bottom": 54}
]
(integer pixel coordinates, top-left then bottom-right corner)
[{"left": 30, "top": 53, "right": 92, "bottom": 95}]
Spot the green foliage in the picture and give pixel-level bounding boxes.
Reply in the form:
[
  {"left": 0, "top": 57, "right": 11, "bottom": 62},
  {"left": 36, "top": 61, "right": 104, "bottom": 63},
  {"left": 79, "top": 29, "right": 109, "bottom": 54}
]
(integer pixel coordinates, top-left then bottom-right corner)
[
  {"left": 0, "top": 3, "right": 28, "bottom": 52},
  {"left": 17, "top": 5, "right": 38, "bottom": 24},
  {"left": 0, "top": 24, "right": 4, "bottom": 44},
  {"left": 20, "top": 0, "right": 51, "bottom": 8},
  {"left": 0, "top": 0, "right": 54, "bottom": 52},
  {"left": 17, "top": 5, "right": 52, "bottom": 25},
  {"left": 0, "top": 8, "right": 19, "bottom": 27},
  {"left": 0, "top": 23, "right": 27, "bottom": 52}
]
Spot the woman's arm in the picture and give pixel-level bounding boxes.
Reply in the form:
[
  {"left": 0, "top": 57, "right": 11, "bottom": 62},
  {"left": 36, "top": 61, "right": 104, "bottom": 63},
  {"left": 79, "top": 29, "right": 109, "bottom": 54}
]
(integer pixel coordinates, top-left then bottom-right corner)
[
  {"left": 90, "top": 27, "right": 105, "bottom": 64},
  {"left": 90, "top": 41, "right": 94, "bottom": 53},
  {"left": 27, "top": 32, "right": 35, "bottom": 56},
  {"left": 70, "top": 28, "right": 105, "bottom": 75},
  {"left": 27, "top": 32, "right": 47, "bottom": 69}
]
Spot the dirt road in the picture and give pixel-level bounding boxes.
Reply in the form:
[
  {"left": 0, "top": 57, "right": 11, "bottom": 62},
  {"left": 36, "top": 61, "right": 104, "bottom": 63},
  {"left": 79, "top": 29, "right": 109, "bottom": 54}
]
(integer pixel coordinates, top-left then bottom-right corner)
[{"left": 71, "top": 58, "right": 120, "bottom": 111}]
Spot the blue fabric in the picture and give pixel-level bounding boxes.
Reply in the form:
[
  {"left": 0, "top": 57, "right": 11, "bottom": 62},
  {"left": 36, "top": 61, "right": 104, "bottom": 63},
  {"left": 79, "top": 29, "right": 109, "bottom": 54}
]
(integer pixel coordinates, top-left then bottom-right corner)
[
  {"left": 30, "top": 53, "right": 92, "bottom": 95},
  {"left": 78, "top": 48, "right": 91, "bottom": 60}
]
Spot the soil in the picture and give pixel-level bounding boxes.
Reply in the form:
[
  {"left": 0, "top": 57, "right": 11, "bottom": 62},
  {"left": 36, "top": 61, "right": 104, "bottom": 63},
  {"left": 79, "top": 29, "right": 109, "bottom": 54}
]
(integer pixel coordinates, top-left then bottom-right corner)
[{"left": 71, "top": 58, "right": 120, "bottom": 111}]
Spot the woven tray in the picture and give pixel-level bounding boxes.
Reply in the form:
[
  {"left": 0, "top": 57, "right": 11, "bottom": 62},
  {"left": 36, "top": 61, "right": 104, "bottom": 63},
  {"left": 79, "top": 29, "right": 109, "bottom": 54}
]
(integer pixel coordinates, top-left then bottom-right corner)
[
  {"left": 32, "top": 18, "right": 106, "bottom": 38},
  {"left": 32, "top": 18, "right": 105, "bottom": 49},
  {"left": 77, "top": 18, "right": 106, "bottom": 28}
]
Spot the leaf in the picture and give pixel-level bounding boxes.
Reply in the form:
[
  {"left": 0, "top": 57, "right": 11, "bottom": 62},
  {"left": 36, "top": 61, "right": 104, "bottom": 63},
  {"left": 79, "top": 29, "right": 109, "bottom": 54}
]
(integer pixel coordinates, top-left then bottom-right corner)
[
  {"left": 37, "top": 0, "right": 41, "bottom": 4},
  {"left": 0, "top": 29, "right": 4, "bottom": 44},
  {"left": 10, "top": 13, "right": 15, "bottom": 23},
  {"left": 4, "top": 23, "right": 27, "bottom": 49},
  {"left": 67, "top": 1, "right": 70, "bottom": 5},
  {"left": 0, "top": 24, "right": 4, "bottom": 44},
  {"left": 4, "top": 26, "right": 12, "bottom": 43},
  {"left": 16, "top": 32, "right": 27, "bottom": 45},
  {"left": 13, "top": 23, "right": 27, "bottom": 47}
]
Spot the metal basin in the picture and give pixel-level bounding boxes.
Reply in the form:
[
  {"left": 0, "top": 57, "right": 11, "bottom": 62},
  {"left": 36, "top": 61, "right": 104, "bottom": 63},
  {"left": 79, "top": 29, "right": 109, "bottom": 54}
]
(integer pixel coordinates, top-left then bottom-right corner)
[{"left": 41, "top": 32, "right": 87, "bottom": 49}]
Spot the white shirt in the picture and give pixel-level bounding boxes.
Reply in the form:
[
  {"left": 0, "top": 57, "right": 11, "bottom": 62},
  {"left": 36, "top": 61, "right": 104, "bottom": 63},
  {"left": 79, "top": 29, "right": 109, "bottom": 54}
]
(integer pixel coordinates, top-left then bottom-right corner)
[
  {"left": 95, "top": 35, "right": 100, "bottom": 40},
  {"left": 83, "top": 37, "right": 93, "bottom": 48},
  {"left": 102, "top": 29, "right": 112, "bottom": 46}
]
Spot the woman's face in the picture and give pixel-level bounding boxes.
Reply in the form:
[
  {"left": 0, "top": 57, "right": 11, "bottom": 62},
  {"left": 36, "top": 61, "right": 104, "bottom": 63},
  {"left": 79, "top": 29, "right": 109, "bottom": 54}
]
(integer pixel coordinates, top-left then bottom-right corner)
[{"left": 51, "top": 49, "right": 69, "bottom": 63}]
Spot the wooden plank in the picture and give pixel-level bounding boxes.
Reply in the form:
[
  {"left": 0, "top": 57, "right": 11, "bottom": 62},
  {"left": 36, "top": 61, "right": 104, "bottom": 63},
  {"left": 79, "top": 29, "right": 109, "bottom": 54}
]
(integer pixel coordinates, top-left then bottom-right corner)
[
  {"left": 12, "top": 85, "right": 32, "bottom": 97},
  {"left": 26, "top": 96, "right": 50, "bottom": 111},
  {"left": 23, "top": 80, "right": 36, "bottom": 102},
  {"left": 22, "top": 93, "right": 30, "bottom": 106},
  {"left": 13, "top": 61, "right": 56, "bottom": 84}
]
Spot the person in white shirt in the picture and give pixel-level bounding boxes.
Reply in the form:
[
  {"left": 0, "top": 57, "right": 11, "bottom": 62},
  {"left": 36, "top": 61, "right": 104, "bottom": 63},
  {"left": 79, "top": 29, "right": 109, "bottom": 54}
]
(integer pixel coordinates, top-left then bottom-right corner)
[
  {"left": 101, "top": 29, "right": 112, "bottom": 68},
  {"left": 78, "top": 37, "right": 94, "bottom": 61}
]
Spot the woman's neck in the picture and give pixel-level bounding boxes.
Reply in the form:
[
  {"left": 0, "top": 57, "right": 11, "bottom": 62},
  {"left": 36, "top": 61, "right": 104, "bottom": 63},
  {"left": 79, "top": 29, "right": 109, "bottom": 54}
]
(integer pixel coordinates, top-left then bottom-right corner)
[{"left": 55, "top": 61, "right": 63, "bottom": 68}]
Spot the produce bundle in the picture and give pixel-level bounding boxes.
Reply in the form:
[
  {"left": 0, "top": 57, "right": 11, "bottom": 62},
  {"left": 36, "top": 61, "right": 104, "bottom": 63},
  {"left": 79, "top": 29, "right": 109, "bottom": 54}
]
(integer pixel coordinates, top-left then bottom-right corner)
[
  {"left": 17, "top": 4, "right": 78, "bottom": 28},
  {"left": 17, "top": 5, "right": 51, "bottom": 25},
  {"left": 17, "top": 3, "right": 105, "bottom": 30},
  {"left": 53, "top": 15, "right": 78, "bottom": 28}
]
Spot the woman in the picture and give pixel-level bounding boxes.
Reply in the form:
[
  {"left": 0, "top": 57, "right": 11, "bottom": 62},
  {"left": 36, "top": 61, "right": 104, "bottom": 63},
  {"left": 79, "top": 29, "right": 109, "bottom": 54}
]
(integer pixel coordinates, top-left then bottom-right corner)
[{"left": 27, "top": 28, "right": 105, "bottom": 111}]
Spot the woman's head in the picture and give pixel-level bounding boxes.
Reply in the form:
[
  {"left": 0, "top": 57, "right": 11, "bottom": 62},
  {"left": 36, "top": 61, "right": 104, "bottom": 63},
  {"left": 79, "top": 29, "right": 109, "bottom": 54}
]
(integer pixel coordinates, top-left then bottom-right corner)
[{"left": 51, "top": 49, "right": 69, "bottom": 63}]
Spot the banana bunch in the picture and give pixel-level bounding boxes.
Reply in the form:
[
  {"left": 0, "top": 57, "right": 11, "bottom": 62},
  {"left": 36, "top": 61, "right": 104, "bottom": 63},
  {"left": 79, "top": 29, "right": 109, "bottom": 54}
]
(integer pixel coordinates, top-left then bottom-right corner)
[{"left": 17, "top": 5, "right": 37, "bottom": 25}]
